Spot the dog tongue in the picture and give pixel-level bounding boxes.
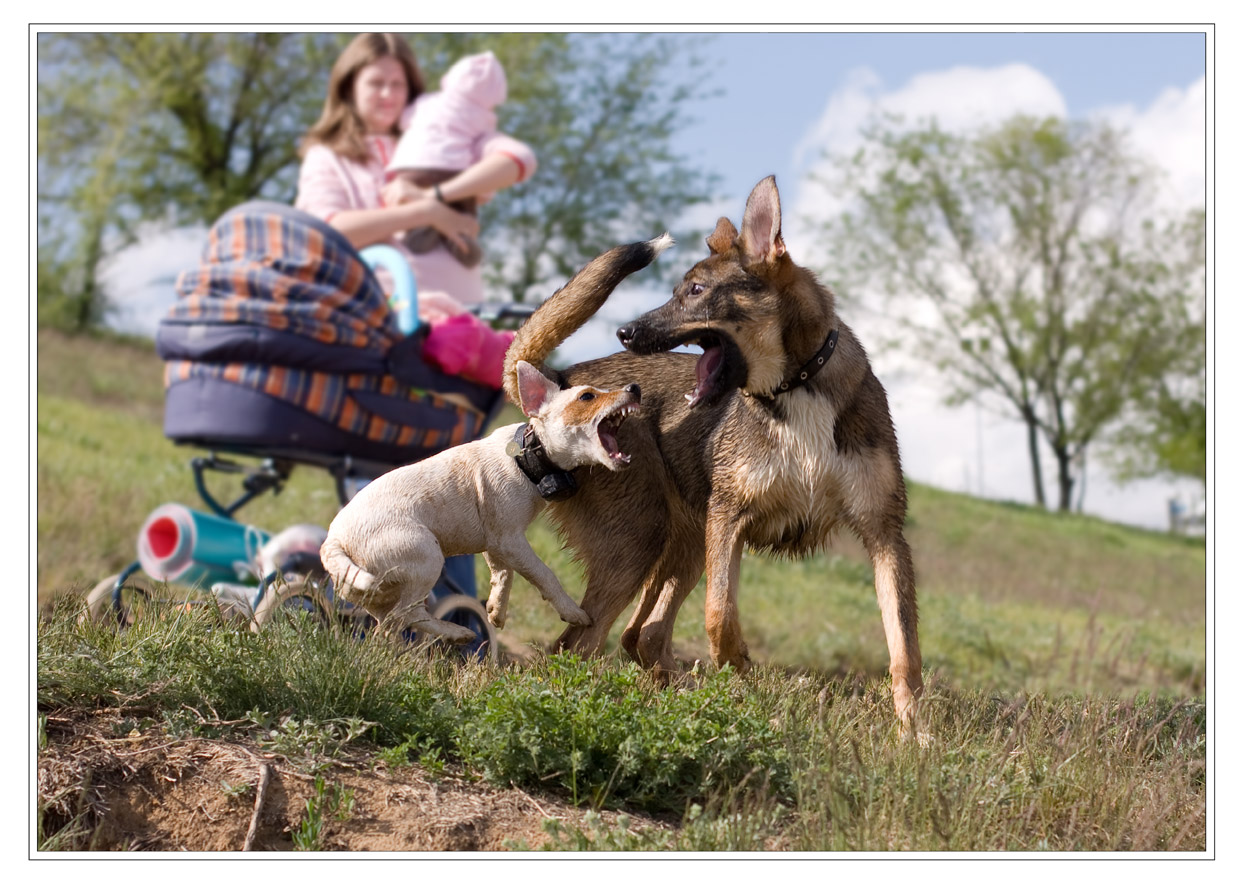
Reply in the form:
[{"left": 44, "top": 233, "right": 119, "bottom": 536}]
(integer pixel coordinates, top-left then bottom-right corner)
[
  {"left": 599, "top": 422, "right": 629, "bottom": 462},
  {"left": 688, "top": 344, "right": 723, "bottom": 406}
]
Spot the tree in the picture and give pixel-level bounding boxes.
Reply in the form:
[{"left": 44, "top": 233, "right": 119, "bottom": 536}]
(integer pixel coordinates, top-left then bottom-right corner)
[
  {"left": 37, "top": 32, "right": 344, "bottom": 330},
  {"left": 37, "top": 32, "right": 720, "bottom": 328},
  {"left": 1104, "top": 208, "right": 1206, "bottom": 486},
  {"left": 816, "top": 115, "right": 1204, "bottom": 511}
]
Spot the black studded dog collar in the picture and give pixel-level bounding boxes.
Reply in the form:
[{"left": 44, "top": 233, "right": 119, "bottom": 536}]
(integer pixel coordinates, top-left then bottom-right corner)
[
  {"left": 759, "top": 328, "right": 839, "bottom": 398},
  {"left": 508, "top": 424, "right": 579, "bottom": 501}
]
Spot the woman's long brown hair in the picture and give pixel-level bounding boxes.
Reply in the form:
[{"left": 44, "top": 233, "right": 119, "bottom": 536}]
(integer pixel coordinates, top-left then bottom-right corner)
[{"left": 300, "top": 33, "right": 424, "bottom": 164}]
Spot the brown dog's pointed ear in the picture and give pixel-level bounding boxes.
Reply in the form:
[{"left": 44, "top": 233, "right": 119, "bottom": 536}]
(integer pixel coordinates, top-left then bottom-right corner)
[
  {"left": 706, "top": 217, "right": 738, "bottom": 254},
  {"left": 516, "top": 361, "right": 557, "bottom": 418},
  {"left": 739, "top": 175, "right": 786, "bottom": 264}
]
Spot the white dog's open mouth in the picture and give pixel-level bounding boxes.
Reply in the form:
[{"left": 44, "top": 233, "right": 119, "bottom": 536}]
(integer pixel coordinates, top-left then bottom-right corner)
[{"left": 598, "top": 401, "right": 639, "bottom": 464}]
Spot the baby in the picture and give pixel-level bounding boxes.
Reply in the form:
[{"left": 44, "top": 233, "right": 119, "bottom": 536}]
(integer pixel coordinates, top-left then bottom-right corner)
[{"left": 387, "top": 51, "right": 507, "bottom": 268}]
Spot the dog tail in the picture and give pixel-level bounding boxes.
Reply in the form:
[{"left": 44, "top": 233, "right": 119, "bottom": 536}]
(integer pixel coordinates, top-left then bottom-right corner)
[
  {"left": 319, "top": 536, "right": 378, "bottom": 594},
  {"left": 502, "top": 233, "right": 674, "bottom": 406}
]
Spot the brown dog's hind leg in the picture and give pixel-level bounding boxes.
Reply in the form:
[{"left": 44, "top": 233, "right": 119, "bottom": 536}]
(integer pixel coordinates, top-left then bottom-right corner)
[
  {"left": 547, "top": 463, "right": 668, "bottom": 658},
  {"left": 621, "top": 522, "right": 704, "bottom": 667},
  {"left": 630, "top": 539, "right": 706, "bottom": 681},
  {"left": 552, "top": 559, "right": 652, "bottom": 657},
  {"left": 620, "top": 576, "right": 663, "bottom": 666}
]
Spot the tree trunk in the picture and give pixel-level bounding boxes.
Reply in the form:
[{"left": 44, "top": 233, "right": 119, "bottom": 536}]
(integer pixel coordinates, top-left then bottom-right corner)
[
  {"left": 1054, "top": 444, "right": 1075, "bottom": 512},
  {"left": 73, "top": 221, "right": 107, "bottom": 332},
  {"left": 1026, "top": 416, "right": 1046, "bottom": 508}
]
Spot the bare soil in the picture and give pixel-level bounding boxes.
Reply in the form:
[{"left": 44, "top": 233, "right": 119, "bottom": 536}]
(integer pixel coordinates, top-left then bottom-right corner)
[{"left": 38, "top": 709, "right": 672, "bottom": 853}]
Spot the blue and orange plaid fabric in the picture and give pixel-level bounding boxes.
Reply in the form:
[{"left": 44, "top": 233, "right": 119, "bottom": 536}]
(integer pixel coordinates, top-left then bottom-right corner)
[
  {"left": 164, "top": 203, "right": 485, "bottom": 451},
  {"left": 164, "top": 359, "right": 481, "bottom": 450},
  {"left": 171, "top": 206, "right": 402, "bottom": 352}
]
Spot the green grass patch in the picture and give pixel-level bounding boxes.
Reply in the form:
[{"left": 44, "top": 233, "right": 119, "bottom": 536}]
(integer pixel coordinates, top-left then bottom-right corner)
[{"left": 456, "top": 653, "right": 792, "bottom": 813}]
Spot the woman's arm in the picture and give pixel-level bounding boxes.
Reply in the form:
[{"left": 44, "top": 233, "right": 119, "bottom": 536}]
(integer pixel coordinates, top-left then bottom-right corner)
[
  {"left": 296, "top": 144, "right": 479, "bottom": 250},
  {"left": 329, "top": 198, "right": 480, "bottom": 251},
  {"left": 433, "top": 153, "right": 525, "bottom": 205},
  {"left": 383, "top": 136, "right": 538, "bottom": 208}
]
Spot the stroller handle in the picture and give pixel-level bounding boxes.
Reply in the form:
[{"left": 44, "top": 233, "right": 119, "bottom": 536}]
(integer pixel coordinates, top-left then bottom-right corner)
[
  {"left": 471, "top": 302, "right": 535, "bottom": 323},
  {"left": 359, "top": 243, "right": 535, "bottom": 330},
  {"left": 359, "top": 245, "right": 420, "bottom": 335}
]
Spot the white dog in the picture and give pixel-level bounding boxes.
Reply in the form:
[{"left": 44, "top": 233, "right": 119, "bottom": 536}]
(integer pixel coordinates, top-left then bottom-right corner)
[{"left": 320, "top": 361, "right": 641, "bottom": 642}]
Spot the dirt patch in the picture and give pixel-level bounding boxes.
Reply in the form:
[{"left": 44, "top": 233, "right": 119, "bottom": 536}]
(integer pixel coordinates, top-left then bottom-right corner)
[{"left": 38, "top": 709, "right": 672, "bottom": 852}]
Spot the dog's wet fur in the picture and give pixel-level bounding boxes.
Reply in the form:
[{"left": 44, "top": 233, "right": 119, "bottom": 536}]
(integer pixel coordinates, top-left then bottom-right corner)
[{"left": 502, "top": 177, "right": 923, "bottom": 731}]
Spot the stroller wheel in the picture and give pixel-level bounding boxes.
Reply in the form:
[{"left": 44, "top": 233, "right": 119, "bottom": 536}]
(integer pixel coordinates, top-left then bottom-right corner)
[
  {"left": 250, "top": 573, "right": 333, "bottom": 632},
  {"left": 427, "top": 593, "right": 499, "bottom": 664},
  {"left": 80, "top": 571, "right": 153, "bottom": 628}
]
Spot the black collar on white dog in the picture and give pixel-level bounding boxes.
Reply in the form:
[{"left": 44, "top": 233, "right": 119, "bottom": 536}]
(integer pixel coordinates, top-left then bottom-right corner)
[{"left": 509, "top": 424, "right": 579, "bottom": 501}]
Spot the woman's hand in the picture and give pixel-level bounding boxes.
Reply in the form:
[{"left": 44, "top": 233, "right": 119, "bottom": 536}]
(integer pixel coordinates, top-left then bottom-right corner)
[
  {"left": 381, "top": 177, "right": 424, "bottom": 207},
  {"left": 425, "top": 201, "right": 480, "bottom": 253}
]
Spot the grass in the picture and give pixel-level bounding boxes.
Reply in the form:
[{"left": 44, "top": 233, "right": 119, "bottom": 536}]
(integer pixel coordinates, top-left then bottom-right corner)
[
  {"left": 35, "top": 327, "right": 1207, "bottom": 851},
  {"left": 37, "top": 600, "right": 1205, "bottom": 850}
]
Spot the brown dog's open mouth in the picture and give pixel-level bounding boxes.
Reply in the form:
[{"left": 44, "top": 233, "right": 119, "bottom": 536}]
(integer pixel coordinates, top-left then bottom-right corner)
[
  {"left": 688, "top": 336, "right": 726, "bottom": 407},
  {"left": 680, "top": 332, "right": 747, "bottom": 408},
  {"left": 598, "top": 401, "right": 639, "bottom": 464}
]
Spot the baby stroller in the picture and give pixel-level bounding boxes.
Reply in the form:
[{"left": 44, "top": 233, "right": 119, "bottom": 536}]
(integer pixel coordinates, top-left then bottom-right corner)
[{"left": 82, "top": 202, "right": 529, "bottom": 661}]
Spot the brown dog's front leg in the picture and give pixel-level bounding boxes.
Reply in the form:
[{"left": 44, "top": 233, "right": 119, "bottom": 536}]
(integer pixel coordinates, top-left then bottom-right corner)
[
  {"left": 704, "top": 513, "right": 750, "bottom": 671},
  {"left": 867, "top": 532, "right": 924, "bottom": 732}
]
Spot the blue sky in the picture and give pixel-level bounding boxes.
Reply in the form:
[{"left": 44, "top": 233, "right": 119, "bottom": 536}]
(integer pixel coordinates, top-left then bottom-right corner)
[
  {"left": 674, "top": 30, "right": 1207, "bottom": 200},
  {"left": 93, "top": 27, "right": 1209, "bottom": 530}
]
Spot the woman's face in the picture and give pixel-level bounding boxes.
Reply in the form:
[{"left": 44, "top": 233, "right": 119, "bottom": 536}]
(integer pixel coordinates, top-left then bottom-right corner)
[{"left": 352, "top": 55, "right": 409, "bottom": 135}]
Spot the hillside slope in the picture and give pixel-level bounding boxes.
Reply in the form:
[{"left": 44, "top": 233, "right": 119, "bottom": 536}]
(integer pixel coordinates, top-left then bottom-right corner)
[{"left": 36, "top": 328, "right": 1205, "bottom": 697}]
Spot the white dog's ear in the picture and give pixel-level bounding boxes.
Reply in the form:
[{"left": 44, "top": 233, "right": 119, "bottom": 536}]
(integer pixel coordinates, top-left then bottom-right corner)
[
  {"left": 739, "top": 175, "right": 786, "bottom": 264},
  {"left": 516, "top": 361, "right": 557, "bottom": 418}
]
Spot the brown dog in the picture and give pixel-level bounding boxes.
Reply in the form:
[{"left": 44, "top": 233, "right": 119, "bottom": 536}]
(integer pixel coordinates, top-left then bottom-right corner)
[{"left": 502, "top": 177, "right": 923, "bottom": 731}]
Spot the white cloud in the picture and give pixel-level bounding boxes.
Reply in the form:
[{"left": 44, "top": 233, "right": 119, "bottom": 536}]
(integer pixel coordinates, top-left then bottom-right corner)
[
  {"left": 674, "top": 196, "right": 741, "bottom": 237},
  {"left": 98, "top": 226, "right": 206, "bottom": 337},
  {"left": 788, "top": 63, "right": 1068, "bottom": 264},
  {"left": 1093, "top": 76, "right": 1206, "bottom": 211}
]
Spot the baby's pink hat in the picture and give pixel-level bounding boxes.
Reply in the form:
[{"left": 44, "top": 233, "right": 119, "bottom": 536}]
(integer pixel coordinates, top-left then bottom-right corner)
[{"left": 440, "top": 51, "right": 507, "bottom": 108}]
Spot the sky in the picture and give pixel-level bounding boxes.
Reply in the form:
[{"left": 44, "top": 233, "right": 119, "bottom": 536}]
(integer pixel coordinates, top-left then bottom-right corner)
[{"left": 90, "top": 26, "right": 1209, "bottom": 531}]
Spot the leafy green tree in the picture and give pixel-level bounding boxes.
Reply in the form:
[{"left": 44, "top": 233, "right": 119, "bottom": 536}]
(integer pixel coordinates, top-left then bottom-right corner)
[
  {"left": 815, "top": 115, "right": 1204, "bottom": 510},
  {"left": 37, "top": 31, "right": 720, "bottom": 328},
  {"left": 1104, "top": 208, "right": 1206, "bottom": 485},
  {"left": 37, "top": 32, "right": 343, "bottom": 330}
]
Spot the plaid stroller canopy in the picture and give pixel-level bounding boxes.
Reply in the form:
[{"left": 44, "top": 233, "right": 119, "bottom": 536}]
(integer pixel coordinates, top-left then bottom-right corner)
[
  {"left": 158, "top": 202, "right": 497, "bottom": 468},
  {"left": 160, "top": 201, "right": 403, "bottom": 372}
]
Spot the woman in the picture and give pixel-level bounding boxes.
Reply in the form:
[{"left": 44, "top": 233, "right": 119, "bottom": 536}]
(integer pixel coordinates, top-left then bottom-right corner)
[{"left": 296, "top": 33, "right": 536, "bottom": 320}]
